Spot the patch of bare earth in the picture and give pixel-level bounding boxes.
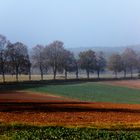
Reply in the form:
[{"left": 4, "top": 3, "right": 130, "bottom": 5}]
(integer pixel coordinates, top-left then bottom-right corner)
[
  {"left": 0, "top": 91, "right": 140, "bottom": 127},
  {"left": 102, "top": 79, "right": 140, "bottom": 89}
]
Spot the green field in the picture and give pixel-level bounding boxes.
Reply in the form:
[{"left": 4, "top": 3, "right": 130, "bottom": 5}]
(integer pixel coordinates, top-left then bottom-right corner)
[
  {"left": 28, "top": 82, "right": 140, "bottom": 104},
  {"left": 1, "top": 124, "right": 140, "bottom": 140}
]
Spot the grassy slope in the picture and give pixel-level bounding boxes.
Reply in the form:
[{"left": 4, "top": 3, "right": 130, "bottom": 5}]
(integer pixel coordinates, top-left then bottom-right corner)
[{"left": 28, "top": 82, "right": 140, "bottom": 104}]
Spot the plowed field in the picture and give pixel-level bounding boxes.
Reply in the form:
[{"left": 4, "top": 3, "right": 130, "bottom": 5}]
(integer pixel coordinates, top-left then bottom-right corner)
[{"left": 0, "top": 91, "right": 140, "bottom": 127}]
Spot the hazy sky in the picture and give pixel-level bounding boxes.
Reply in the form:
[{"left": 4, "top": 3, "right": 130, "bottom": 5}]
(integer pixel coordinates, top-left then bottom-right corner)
[{"left": 1, "top": 0, "right": 140, "bottom": 48}]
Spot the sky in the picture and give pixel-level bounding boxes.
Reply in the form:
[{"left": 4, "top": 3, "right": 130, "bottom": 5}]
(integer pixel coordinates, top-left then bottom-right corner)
[{"left": 0, "top": 0, "right": 140, "bottom": 48}]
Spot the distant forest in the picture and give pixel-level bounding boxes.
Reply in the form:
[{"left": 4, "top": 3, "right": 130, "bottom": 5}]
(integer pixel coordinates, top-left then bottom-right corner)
[{"left": 0, "top": 34, "right": 140, "bottom": 82}]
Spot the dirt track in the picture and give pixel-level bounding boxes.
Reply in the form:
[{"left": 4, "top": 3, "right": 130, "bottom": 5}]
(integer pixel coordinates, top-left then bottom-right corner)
[{"left": 0, "top": 91, "right": 140, "bottom": 126}]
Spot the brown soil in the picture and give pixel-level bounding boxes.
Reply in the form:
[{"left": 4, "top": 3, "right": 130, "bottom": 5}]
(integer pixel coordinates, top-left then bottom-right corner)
[
  {"left": 0, "top": 91, "right": 140, "bottom": 126},
  {"left": 0, "top": 91, "right": 77, "bottom": 102},
  {"left": 102, "top": 79, "right": 140, "bottom": 89}
]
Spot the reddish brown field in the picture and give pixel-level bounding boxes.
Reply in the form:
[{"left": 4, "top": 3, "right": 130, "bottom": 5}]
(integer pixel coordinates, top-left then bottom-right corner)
[
  {"left": 0, "top": 91, "right": 140, "bottom": 127},
  {"left": 0, "top": 91, "right": 74, "bottom": 103},
  {"left": 102, "top": 79, "right": 140, "bottom": 89}
]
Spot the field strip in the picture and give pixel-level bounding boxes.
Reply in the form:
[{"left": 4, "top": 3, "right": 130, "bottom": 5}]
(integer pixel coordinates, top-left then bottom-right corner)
[
  {"left": 1, "top": 122, "right": 140, "bottom": 130},
  {"left": 0, "top": 100, "right": 140, "bottom": 127},
  {"left": 0, "top": 90, "right": 80, "bottom": 102},
  {"left": 0, "top": 110, "right": 140, "bottom": 129},
  {"left": 100, "top": 80, "right": 140, "bottom": 89},
  {"left": 20, "top": 90, "right": 67, "bottom": 99},
  {"left": 22, "top": 90, "right": 80, "bottom": 102}
]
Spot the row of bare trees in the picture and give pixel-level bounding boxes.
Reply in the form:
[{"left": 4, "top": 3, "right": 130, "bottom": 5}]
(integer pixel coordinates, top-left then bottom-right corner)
[
  {"left": 32, "top": 41, "right": 107, "bottom": 80},
  {"left": 0, "top": 34, "right": 140, "bottom": 82},
  {"left": 0, "top": 35, "right": 31, "bottom": 82},
  {"left": 108, "top": 48, "right": 140, "bottom": 78}
]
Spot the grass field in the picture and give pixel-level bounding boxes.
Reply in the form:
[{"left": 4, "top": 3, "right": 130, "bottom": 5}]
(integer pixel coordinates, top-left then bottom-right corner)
[
  {"left": 1, "top": 124, "right": 140, "bottom": 140},
  {"left": 28, "top": 82, "right": 140, "bottom": 104}
]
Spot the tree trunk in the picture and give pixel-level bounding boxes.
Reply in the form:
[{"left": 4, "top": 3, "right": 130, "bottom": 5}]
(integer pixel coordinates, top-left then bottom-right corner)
[
  {"left": 97, "top": 70, "right": 100, "bottom": 79},
  {"left": 2, "top": 71, "right": 5, "bottom": 83},
  {"left": 40, "top": 70, "right": 43, "bottom": 80},
  {"left": 115, "top": 71, "right": 117, "bottom": 78},
  {"left": 124, "top": 69, "right": 126, "bottom": 78},
  {"left": 76, "top": 68, "right": 79, "bottom": 79},
  {"left": 138, "top": 70, "right": 140, "bottom": 79},
  {"left": 28, "top": 67, "right": 31, "bottom": 81},
  {"left": 130, "top": 67, "right": 133, "bottom": 79},
  {"left": 53, "top": 68, "right": 57, "bottom": 80},
  {"left": 1, "top": 65, "right": 5, "bottom": 82},
  {"left": 29, "top": 73, "right": 31, "bottom": 81},
  {"left": 16, "top": 73, "right": 18, "bottom": 82},
  {"left": 65, "top": 70, "right": 67, "bottom": 80},
  {"left": 16, "top": 66, "right": 19, "bottom": 82},
  {"left": 41, "top": 73, "right": 43, "bottom": 80},
  {"left": 40, "top": 66, "right": 43, "bottom": 80},
  {"left": 86, "top": 69, "right": 89, "bottom": 79}
]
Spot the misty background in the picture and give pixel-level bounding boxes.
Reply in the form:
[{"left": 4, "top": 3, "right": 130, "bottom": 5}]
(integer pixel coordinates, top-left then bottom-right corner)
[{"left": 0, "top": 0, "right": 140, "bottom": 51}]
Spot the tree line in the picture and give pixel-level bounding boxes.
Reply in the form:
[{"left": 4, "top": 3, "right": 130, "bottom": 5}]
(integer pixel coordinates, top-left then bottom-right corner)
[{"left": 0, "top": 34, "right": 140, "bottom": 82}]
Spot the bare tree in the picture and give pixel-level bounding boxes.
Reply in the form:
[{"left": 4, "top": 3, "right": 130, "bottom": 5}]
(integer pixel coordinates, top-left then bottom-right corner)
[
  {"left": 21, "top": 54, "right": 32, "bottom": 80},
  {"left": 108, "top": 53, "right": 123, "bottom": 78},
  {"left": 95, "top": 52, "right": 106, "bottom": 79},
  {"left": 32, "top": 45, "right": 46, "bottom": 80},
  {"left": 0, "top": 35, "right": 8, "bottom": 82},
  {"left": 6, "top": 42, "right": 29, "bottom": 81},
  {"left": 79, "top": 50, "right": 96, "bottom": 79},
  {"left": 74, "top": 58, "right": 79, "bottom": 79},
  {"left": 45, "top": 41, "right": 65, "bottom": 80},
  {"left": 62, "top": 50, "right": 77, "bottom": 79},
  {"left": 122, "top": 48, "right": 137, "bottom": 78}
]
